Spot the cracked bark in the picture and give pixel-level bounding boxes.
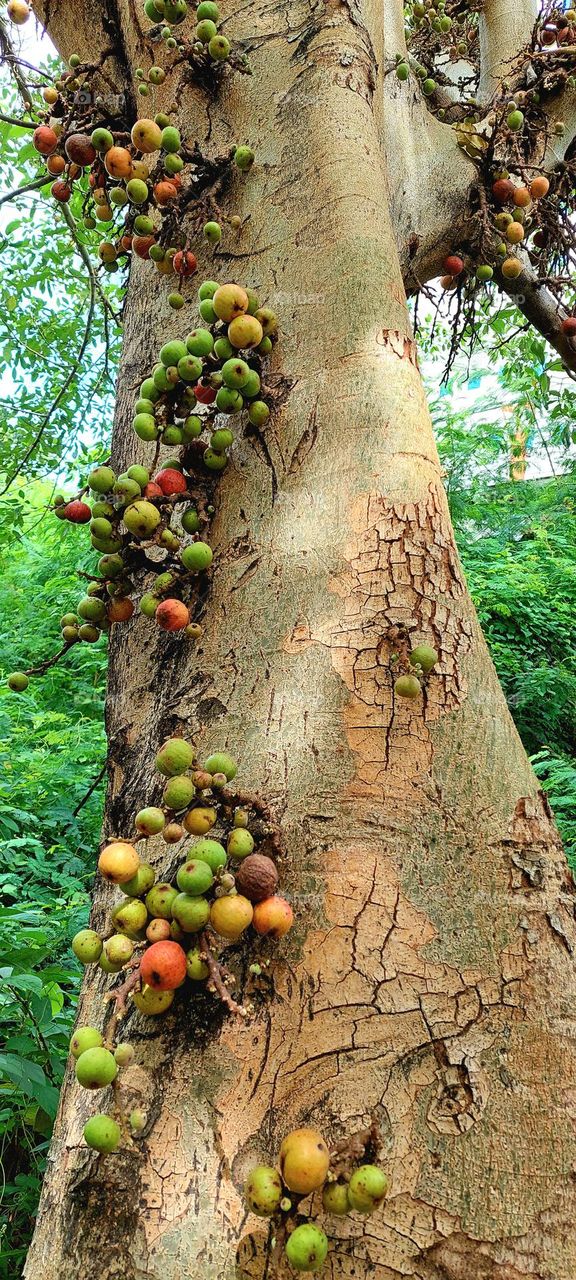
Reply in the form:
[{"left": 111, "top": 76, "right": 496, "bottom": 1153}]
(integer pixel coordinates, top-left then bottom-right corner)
[{"left": 23, "top": 1, "right": 576, "bottom": 1278}]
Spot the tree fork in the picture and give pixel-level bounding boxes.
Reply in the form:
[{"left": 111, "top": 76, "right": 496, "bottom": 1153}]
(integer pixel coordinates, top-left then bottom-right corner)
[{"left": 23, "top": 1, "right": 576, "bottom": 1278}]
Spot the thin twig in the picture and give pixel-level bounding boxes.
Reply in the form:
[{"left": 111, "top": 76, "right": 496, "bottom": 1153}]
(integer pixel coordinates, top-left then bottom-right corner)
[
  {"left": 61, "top": 203, "right": 122, "bottom": 327},
  {"left": 0, "top": 110, "right": 36, "bottom": 128},
  {"left": 0, "top": 174, "right": 48, "bottom": 209},
  {"left": 71, "top": 761, "right": 108, "bottom": 818},
  {"left": 200, "top": 931, "right": 248, "bottom": 1017}
]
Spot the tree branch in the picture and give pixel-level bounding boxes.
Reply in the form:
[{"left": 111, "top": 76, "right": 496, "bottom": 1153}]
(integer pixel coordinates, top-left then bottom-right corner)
[
  {"left": 0, "top": 110, "right": 36, "bottom": 128},
  {"left": 499, "top": 262, "right": 576, "bottom": 377},
  {"left": 478, "top": 0, "right": 539, "bottom": 102},
  {"left": 0, "top": 174, "right": 49, "bottom": 209},
  {"left": 0, "top": 11, "right": 33, "bottom": 109}
]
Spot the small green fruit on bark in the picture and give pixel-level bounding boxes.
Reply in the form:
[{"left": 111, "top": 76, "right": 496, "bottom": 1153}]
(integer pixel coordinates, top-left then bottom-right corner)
[
  {"left": 70, "top": 1027, "right": 104, "bottom": 1059},
  {"left": 227, "top": 828, "right": 254, "bottom": 859},
  {"left": 245, "top": 1165, "right": 283, "bottom": 1216},
  {"left": 105, "top": 934, "right": 134, "bottom": 965},
  {"left": 186, "top": 946, "right": 210, "bottom": 980},
  {"left": 112, "top": 899, "right": 148, "bottom": 938},
  {"left": 181, "top": 508, "right": 201, "bottom": 533},
  {"left": 114, "top": 1042, "right": 135, "bottom": 1067},
  {"left": 163, "top": 775, "right": 196, "bottom": 810},
  {"left": 171, "top": 892, "right": 211, "bottom": 932},
  {"left": 197, "top": 0, "right": 219, "bottom": 17},
  {"left": 196, "top": 17, "right": 217, "bottom": 40},
  {"left": 204, "top": 220, "right": 222, "bottom": 244},
  {"left": 322, "top": 1181, "right": 350, "bottom": 1214},
  {"left": 135, "top": 806, "right": 166, "bottom": 836},
  {"left": 189, "top": 836, "right": 227, "bottom": 870},
  {"left": 204, "top": 751, "right": 237, "bottom": 780},
  {"left": 145, "top": 882, "right": 179, "bottom": 919},
  {"left": 181, "top": 541, "right": 213, "bottom": 571},
  {"left": 176, "top": 858, "right": 214, "bottom": 894},
  {"left": 285, "top": 1224, "right": 329, "bottom": 1272},
  {"left": 208, "top": 33, "right": 230, "bottom": 58},
  {"left": 248, "top": 400, "right": 270, "bottom": 427},
  {"left": 75, "top": 1046, "right": 118, "bottom": 1089},
  {"left": 347, "top": 1164, "right": 389, "bottom": 1213},
  {"left": 409, "top": 644, "right": 438, "bottom": 672},
  {"left": 160, "top": 126, "right": 181, "bottom": 153},
  {"left": 186, "top": 327, "right": 214, "bottom": 356},
  {"left": 88, "top": 465, "right": 115, "bottom": 493},
  {"left": 83, "top": 1114, "right": 121, "bottom": 1153},
  {"left": 394, "top": 674, "right": 422, "bottom": 699},
  {"left": 123, "top": 500, "right": 162, "bottom": 537},
  {"left": 234, "top": 145, "right": 255, "bottom": 171},
  {"left": 120, "top": 863, "right": 156, "bottom": 897},
  {"left": 221, "top": 357, "right": 250, "bottom": 389},
  {"left": 72, "top": 929, "right": 103, "bottom": 964},
  {"left": 156, "top": 737, "right": 195, "bottom": 776},
  {"left": 133, "top": 986, "right": 175, "bottom": 1015}
]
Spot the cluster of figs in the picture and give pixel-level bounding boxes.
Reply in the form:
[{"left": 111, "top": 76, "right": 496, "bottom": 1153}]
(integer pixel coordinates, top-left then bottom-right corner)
[
  {"left": 6, "top": 281, "right": 277, "bottom": 692},
  {"left": 32, "top": 108, "right": 254, "bottom": 306},
  {"left": 393, "top": 643, "right": 438, "bottom": 699},
  {"left": 70, "top": 740, "right": 293, "bottom": 1148},
  {"left": 244, "top": 1127, "right": 389, "bottom": 1273}
]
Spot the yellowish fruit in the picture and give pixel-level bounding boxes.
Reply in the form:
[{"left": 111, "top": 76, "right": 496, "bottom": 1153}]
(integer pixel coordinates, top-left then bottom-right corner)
[
  {"left": 98, "top": 841, "right": 141, "bottom": 884},
  {"left": 279, "top": 1128, "right": 330, "bottom": 1195},
  {"left": 209, "top": 894, "right": 253, "bottom": 939},
  {"left": 133, "top": 986, "right": 175, "bottom": 1015}
]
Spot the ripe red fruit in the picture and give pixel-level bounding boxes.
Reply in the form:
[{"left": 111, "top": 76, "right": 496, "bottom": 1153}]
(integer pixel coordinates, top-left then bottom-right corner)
[
  {"left": 492, "top": 178, "right": 515, "bottom": 203},
  {"left": 65, "top": 133, "right": 96, "bottom": 166},
  {"left": 193, "top": 383, "right": 216, "bottom": 404},
  {"left": 133, "top": 235, "right": 156, "bottom": 260},
  {"left": 154, "top": 468, "right": 188, "bottom": 495},
  {"left": 173, "top": 250, "right": 197, "bottom": 278},
  {"left": 140, "top": 939, "right": 187, "bottom": 990},
  {"left": 63, "top": 500, "right": 92, "bottom": 523},
  {"left": 51, "top": 180, "right": 72, "bottom": 203},
  {"left": 443, "top": 254, "right": 463, "bottom": 276},
  {"left": 561, "top": 317, "right": 576, "bottom": 336},
  {"left": 33, "top": 125, "right": 58, "bottom": 155},
  {"left": 154, "top": 180, "right": 178, "bottom": 206},
  {"left": 143, "top": 481, "right": 164, "bottom": 498},
  {"left": 107, "top": 598, "right": 135, "bottom": 622},
  {"left": 156, "top": 599, "right": 190, "bottom": 631}
]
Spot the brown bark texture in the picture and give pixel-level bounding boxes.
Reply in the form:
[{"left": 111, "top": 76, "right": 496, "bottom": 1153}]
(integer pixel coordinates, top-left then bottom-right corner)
[{"left": 22, "top": 2, "right": 576, "bottom": 1278}]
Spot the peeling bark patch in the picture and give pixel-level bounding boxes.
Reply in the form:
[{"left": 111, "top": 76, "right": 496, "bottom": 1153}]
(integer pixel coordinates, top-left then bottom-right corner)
[{"left": 377, "top": 328, "right": 419, "bottom": 366}]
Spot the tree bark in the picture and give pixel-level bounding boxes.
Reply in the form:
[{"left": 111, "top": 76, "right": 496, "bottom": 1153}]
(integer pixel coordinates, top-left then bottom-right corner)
[{"left": 23, "top": 2, "right": 576, "bottom": 1279}]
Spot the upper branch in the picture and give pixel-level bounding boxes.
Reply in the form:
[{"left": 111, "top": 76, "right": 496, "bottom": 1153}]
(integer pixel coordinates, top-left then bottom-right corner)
[
  {"left": 500, "top": 264, "right": 576, "bottom": 376},
  {"left": 478, "top": 0, "right": 539, "bottom": 103}
]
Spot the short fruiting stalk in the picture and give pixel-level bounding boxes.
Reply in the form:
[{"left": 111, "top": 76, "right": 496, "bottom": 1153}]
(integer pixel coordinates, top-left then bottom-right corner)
[{"left": 199, "top": 930, "right": 248, "bottom": 1017}]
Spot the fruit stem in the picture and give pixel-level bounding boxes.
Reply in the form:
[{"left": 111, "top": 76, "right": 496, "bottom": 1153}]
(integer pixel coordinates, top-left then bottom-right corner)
[{"left": 200, "top": 931, "right": 248, "bottom": 1018}]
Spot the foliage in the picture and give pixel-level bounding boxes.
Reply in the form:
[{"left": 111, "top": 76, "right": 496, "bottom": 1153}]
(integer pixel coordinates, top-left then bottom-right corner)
[
  {"left": 0, "top": 491, "right": 106, "bottom": 1277},
  {"left": 0, "top": 95, "right": 121, "bottom": 498},
  {"left": 426, "top": 323, "right": 576, "bottom": 866}
]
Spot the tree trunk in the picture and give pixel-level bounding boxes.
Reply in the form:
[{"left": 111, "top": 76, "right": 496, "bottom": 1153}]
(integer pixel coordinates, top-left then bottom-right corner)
[{"left": 24, "top": 2, "right": 576, "bottom": 1278}]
